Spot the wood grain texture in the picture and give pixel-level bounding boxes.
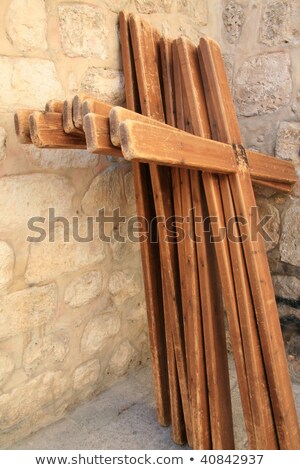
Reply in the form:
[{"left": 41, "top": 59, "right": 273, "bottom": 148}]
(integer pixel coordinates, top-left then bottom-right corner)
[
  {"left": 82, "top": 99, "right": 112, "bottom": 119},
  {"left": 199, "top": 36, "right": 299, "bottom": 450},
  {"left": 73, "top": 93, "right": 95, "bottom": 130},
  {"left": 129, "top": 13, "right": 191, "bottom": 444},
  {"left": 119, "top": 12, "right": 171, "bottom": 429},
  {"left": 29, "top": 112, "right": 86, "bottom": 149}
]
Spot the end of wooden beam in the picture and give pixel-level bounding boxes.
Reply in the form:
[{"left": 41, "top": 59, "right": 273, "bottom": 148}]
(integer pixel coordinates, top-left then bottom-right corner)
[
  {"left": 73, "top": 93, "right": 94, "bottom": 130},
  {"left": 63, "top": 99, "right": 85, "bottom": 136},
  {"left": 118, "top": 120, "right": 136, "bottom": 161},
  {"left": 83, "top": 113, "right": 123, "bottom": 157},
  {"left": 14, "top": 109, "right": 35, "bottom": 144},
  {"left": 45, "top": 100, "right": 64, "bottom": 113},
  {"left": 29, "top": 112, "right": 44, "bottom": 147}
]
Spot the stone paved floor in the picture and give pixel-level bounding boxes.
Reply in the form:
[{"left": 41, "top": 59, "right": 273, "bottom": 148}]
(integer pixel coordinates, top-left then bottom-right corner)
[{"left": 12, "top": 356, "right": 300, "bottom": 450}]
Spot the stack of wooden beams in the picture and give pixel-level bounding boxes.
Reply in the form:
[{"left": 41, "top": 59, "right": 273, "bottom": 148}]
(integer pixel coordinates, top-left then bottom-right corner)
[{"left": 14, "top": 12, "right": 299, "bottom": 450}]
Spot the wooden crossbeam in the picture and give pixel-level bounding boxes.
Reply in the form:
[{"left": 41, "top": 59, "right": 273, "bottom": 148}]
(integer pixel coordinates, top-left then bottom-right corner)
[
  {"left": 82, "top": 98, "right": 112, "bottom": 118},
  {"left": 83, "top": 113, "right": 122, "bottom": 157},
  {"left": 29, "top": 112, "right": 86, "bottom": 149},
  {"left": 45, "top": 100, "right": 64, "bottom": 113},
  {"left": 62, "top": 99, "right": 85, "bottom": 136},
  {"left": 199, "top": 37, "right": 300, "bottom": 450},
  {"left": 14, "top": 109, "right": 35, "bottom": 144}
]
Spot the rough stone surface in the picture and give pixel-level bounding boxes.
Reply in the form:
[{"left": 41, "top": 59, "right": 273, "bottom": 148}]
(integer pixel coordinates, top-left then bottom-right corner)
[
  {"left": 257, "top": 199, "right": 280, "bottom": 252},
  {"left": 81, "top": 313, "right": 121, "bottom": 356},
  {"left": 108, "top": 342, "right": 138, "bottom": 377},
  {"left": 0, "top": 58, "right": 64, "bottom": 110},
  {"left": 260, "top": 0, "right": 300, "bottom": 47},
  {"left": 0, "top": 352, "right": 15, "bottom": 387},
  {"left": 6, "top": 0, "right": 47, "bottom": 52},
  {"left": 0, "top": 174, "right": 75, "bottom": 234},
  {"left": 235, "top": 53, "right": 292, "bottom": 117},
  {"left": 58, "top": 4, "right": 109, "bottom": 59},
  {"left": 73, "top": 360, "right": 101, "bottom": 391},
  {"left": 64, "top": 271, "right": 104, "bottom": 308},
  {"left": 135, "top": 0, "right": 173, "bottom": 14},
  {"left": 272, "top": 275, "right": 300, "bottom": 301},
  {"left": 124, "top": 171, "right": 136, "bottom": 207},
  {"left": 23, "top": 333, "right": 70, "bottom": 376},
  {"left": 0, "top": 371, "right": 69, "bottom": 431},
  {"left": 0, "top": 284, "right": 57, "bottom": 341},
  {"left": 275, "top": 121, "right": 300, "bottom": 163},
  {"left": 109, "top": 270, "right": 141, "bottom": 306},
  {"left": 82, "top": 166, "right": 124, "bottom": 216},
  {"left": 25, "top": 147, "right": 99, "bottom": 169},
  {"left": 25, "top": 225, "right": 106, "bottom": 284},
  {"left": 280, "top": 204, "right": 300, "bottom": 266},
  {"left": 0, "top": 127, "right": 7, "bottom": 163},
  {"left": 223, "top": 1, "right": 245, "bottom": 43},
  {"left": 177, "top": 0, "right": 208, "bottom": 25},
  {"left": 81, "top": 68, "right": 125, "bottom": 105},
  {"left": 0, "top": 242, "right": 14, "bottom": 290}
]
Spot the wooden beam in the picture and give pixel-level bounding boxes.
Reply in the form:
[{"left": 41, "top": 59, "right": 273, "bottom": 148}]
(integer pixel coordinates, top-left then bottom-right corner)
[
  {"left": 200, "top": 36, "right": 300, "bottom": 450},
  {"left": 73, "top": 93, "right": 97, "bottom": 130},
  {"left": 119, "top": 120, "right": 237, "bottom": 174},
  {"left": 45, "top": 100, "right": 64, "bottom": 113},
  {"left": 83, "top": 113, "right": 122, "bottom": 157},
  {"left": 174, "top": 38, "right": 234, "bottom": 450},
  {"left": 62, "top": 99, "right": 85, "bottom": 136},
  {"left": 129, "top": 13, "right": 193, "bottom": 445},
  {"left": 29, "top": 112, "right": 86, "bottom": 149},
  {"left": 14, "top": 109, "right": 35, "bottom": 144},
  {"left": 119, "top": 11, "right": 171, "bottom": 430},
  {"left": 82, "top": 98, "right": 113, "bottom": 119}
]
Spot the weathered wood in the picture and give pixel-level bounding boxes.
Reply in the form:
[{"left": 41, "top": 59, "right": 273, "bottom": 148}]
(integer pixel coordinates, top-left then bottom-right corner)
[
  {"left": 14, "top": 109, "right": 35, "bottom": 144},
  {"left": 45, "top": 100, "right": 64, "bottom": 113},
  {"left": 73, "top": 93, "right": 96, "bottom": 130},
  {"left": 119, "top": 120, "right": 237, "bottom": 174},
  {"left": 63, "top": 99, "right": 85, "bottom": 136},
  {"left": 176, "top": 39, "right": 235, "bottom": 450},
  {"left": 82, "top": 98, "right": 112, "bottom": 119},
  {"left": 172, "top": 40, "right": 213, "bottom": 450},
  {"left": 83, "top": 113, "right": 122, "bottom": 156},
  {"left": 129, "top": 13, "right": 192, "bottom": 444},
  {"left": 119, "top": 12, "right": 171, "bottom": 429},
  {"left": 29, "top": 112, "right": 86, "bottom": 149},
  {"left": 200, "top": 36, "right": 300, "bottom": 450}
]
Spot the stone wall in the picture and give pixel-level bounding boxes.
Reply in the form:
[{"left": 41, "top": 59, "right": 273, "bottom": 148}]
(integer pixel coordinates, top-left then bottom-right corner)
[{"left": 0, "top": 0, "right": 299, "bottom": 448}]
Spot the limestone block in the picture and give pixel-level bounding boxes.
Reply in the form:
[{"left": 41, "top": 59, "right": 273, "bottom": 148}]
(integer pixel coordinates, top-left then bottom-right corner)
[
  {"left": 82, "top": 166, "right": 124, "bottom": 216},
  {"left": 0, "top": 128, "right": 7, "bottom": 163},
  {"left": 108, "top": 341, "right": 138, "bottom": 377},
  {"left": 6, "top": 0, "right": 47, "bottom": 52},
  {"left": 73, "top": 359, "right": 100, "bottom": 391},
  {"left": 25, "top": 147, "right": 99, "bottom": 170},
  {"left": 25, "top": 224, "right": 106, "bottom": 284},
  {"left": 124, "top": 171, "right": 136, "bottom": 207},
  {"left": 177, "top": 0, "right": 208, "bottom": 25},
  {"left": 109, "top": 270, "right": 141, "bottom": 306},
  {"left": 272, "top": 275, "right": 300, "bottom": 301},
  {"left": 81, "top": 68, "right": 125, "bottom": 105},
  {"left": 64, "top": 271, "right": 104, "bottom": 308},
  {"left": 260, "top": 0, "right": 300, "bottom": 47},
  {"left": 235, "top": 53, "right": 292, "bottom": 117},
  {"left": 223, "top": 1, "right": 245, "bottom": 44},
  {"left": 0, "top": 371, "right": 68, "bottom": 430},
  {"left": 0, "top": 58, "right": 64, "bottom": 110},
  {"left": 58, "top": 4, "right": 109, "bottom": 59},
  {"left": 0, "top": 284, "right": 57, "bottom": 340},
  {"left": 81, "top": 313, "right": 121, "bottom": 356},
  {"left": 23, "top": 332, "right": 70, "bottom": 376},
  {"left": 135, "top": 0, "right": 174, "bottom": 14},
  {"left": 0, "top": 242, "right": 14, "bottom": 290},
  {"left": 0, "top": 352, "right": 14, "bottom": 387},
  {"left": 280, "top": 204, "right": 300, "bottom": 266},
  {"left": 275, "top": 122, "right": 300, "bottom": 163},
  {"left": 0, "top": 174, "right": 75, "bottom": 235},
  {"left": 257, "top": 198, "right": 280, "bottom": 252}
]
